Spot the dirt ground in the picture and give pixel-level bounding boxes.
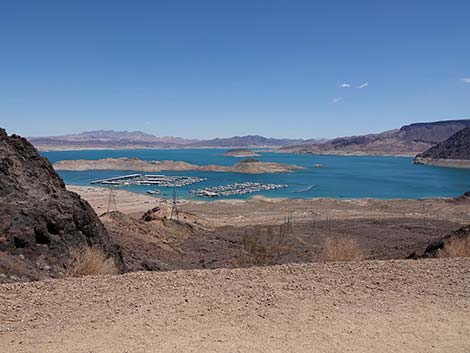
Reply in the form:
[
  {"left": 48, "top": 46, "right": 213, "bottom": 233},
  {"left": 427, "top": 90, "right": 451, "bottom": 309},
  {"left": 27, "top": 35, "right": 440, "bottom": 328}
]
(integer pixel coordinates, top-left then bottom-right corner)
[
  {"left": 1, "top": 258, "right": 469, "bottom": 353},
  {"left": 1, "top": 187, "right": 469, "bottom": 352}
]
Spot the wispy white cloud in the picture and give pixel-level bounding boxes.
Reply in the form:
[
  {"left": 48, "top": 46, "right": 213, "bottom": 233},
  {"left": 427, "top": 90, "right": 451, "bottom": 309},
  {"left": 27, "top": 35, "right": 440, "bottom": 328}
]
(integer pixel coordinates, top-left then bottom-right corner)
[
  {"left": 356, "top": 82, "right": 369, "bottom": 89},
  {"left": 339, "top": 83, "right": 351, "bottom": 88},
  {"left": 331, "top": 97, "right": 343, "bottom": 103},
  {"left": 461, "top": 78, "right": 470, "bottom": 83}
]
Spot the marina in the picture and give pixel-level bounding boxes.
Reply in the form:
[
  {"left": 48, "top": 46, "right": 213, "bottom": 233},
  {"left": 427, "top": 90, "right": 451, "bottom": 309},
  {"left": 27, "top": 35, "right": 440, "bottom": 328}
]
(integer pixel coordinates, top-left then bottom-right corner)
[
  {"left": 90, "top": 174, "right": 207, "bottom": 188},
  {"left": 190, "top": 182, "right": 288, "bottom": 198}
]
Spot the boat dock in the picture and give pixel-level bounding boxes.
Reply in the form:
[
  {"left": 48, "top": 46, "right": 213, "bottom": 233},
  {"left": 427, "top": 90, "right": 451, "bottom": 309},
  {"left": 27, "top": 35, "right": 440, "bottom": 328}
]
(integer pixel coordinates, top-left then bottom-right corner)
[
  {"left": 90, "top": 174, "right": 206, "bottom": 187},
  {"left": 190, "top": 182, "right": 287, "bottom": 198}
]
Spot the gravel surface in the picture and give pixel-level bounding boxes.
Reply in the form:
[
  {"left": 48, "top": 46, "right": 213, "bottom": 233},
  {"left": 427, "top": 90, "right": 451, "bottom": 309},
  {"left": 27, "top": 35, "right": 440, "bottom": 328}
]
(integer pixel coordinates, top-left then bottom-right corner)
[{"left": 1, "top": 258, "right": 469, "bottom": 352}]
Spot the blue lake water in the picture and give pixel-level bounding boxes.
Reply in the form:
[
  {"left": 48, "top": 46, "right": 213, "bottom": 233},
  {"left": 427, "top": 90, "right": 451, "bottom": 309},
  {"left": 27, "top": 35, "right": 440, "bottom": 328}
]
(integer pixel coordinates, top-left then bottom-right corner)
[{"left": 41, "top": 149, "right": 470, "bottom": 200}]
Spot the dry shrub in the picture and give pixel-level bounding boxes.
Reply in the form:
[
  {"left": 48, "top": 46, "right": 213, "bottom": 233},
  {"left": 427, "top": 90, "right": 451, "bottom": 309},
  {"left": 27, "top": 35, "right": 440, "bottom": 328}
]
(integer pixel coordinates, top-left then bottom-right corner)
[
  {"left": 320, "top": 238, "right": 364, "bottom": 262},
  {"left": 441, "top": 237, "right": 470, "bottom": 258},
  {"left": 67, "top": 245, "right": 118, "bottom": 277},
  {"left": 238, "top": 223, "right": 293, "bottom": 267}
]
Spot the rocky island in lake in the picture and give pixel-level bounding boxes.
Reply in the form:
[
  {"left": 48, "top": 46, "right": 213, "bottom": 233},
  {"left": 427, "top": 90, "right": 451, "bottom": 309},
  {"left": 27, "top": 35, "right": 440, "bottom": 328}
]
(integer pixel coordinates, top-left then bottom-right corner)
[{"left": 53, "top": 157, "right": 304, "bottom": 174}]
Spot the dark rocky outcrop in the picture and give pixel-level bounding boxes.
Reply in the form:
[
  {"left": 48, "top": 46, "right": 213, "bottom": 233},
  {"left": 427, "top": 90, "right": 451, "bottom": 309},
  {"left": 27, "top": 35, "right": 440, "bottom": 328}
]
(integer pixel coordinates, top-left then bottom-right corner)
[
  {"left": 0, "top": 128, "right": 125, "bottom": 282},
  {"left": 455, "top": 191, "right": 470, "bottom": 202},
  {"left": 415, "top": 127, "right": 470, "bottom": 161}
]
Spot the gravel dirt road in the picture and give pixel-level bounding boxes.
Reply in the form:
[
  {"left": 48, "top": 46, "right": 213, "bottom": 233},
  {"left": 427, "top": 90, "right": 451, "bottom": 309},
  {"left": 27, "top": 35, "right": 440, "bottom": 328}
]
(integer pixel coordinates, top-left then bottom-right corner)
[{"left": 1, "top": 258, "right": 469, "bottom": 353}]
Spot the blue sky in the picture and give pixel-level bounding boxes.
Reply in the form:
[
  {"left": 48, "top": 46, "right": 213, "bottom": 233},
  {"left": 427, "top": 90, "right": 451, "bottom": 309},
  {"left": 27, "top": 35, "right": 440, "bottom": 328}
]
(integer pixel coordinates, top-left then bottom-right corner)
[{"left": 1, "top": 0, "right": 469, "bottom": 139}]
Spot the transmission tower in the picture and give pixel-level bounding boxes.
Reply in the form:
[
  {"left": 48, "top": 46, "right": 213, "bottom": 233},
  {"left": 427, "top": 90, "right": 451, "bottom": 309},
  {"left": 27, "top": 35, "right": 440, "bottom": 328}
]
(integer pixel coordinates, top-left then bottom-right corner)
[{"left": 107, "top": 187, "right": 118, "bottom": 213}]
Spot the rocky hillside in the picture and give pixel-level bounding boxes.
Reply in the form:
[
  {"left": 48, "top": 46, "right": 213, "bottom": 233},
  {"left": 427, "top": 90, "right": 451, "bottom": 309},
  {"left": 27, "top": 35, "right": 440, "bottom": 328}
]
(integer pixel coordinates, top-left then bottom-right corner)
[
  {"left": 414, "top": 127, "right": 470, "bottom": 162},
  {"left": 280, "top": 119, "right": 470, "bottom": 156},
  {"left": 0, "top": 129, "right": 124, "bottom": 282},
  {"left": 399, "top": 120, "right": 470, "bottom": 142}
]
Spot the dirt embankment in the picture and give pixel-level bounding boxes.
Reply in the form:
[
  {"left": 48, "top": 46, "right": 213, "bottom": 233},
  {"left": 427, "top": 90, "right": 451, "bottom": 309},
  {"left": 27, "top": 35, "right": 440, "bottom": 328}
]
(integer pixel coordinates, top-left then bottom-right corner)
[{"left": 54, "top": 157, "right": 304, "bottom": 174}]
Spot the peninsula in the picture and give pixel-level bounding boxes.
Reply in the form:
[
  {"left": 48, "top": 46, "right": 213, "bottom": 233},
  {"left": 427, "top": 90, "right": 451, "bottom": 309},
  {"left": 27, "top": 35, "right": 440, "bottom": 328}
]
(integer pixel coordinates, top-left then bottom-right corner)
[{"left": 53, "top": 157, "right": 304, "bottom": 174}]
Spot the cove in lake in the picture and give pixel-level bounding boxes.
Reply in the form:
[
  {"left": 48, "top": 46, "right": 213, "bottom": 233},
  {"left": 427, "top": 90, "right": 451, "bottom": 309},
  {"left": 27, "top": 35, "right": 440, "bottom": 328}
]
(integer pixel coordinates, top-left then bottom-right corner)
[{"left": 41, "top": 149, "right": 470, "bottom": 200}]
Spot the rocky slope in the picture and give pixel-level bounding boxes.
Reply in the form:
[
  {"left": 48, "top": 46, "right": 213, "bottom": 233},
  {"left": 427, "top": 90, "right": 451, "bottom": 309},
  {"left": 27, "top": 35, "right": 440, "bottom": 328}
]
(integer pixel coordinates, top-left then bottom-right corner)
[
  {"left": 0, "top": 129, "right": 124, "bottom": 282},
  {"left": 414, "top": 127, "right": 470, "bottom": 168},
  {"left": 280, "top": 119, "right": 470, "bottom": 156},
  {"left": 53, "top": 157, "right": 304, "bottom": 174}
]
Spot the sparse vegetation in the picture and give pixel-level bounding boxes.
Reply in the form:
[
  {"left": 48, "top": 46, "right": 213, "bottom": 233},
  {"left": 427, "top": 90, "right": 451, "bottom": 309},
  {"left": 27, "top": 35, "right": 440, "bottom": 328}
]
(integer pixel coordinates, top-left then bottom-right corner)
[
  {"left": 67, "top": 245, "right": 119, "bottom": 277},
  {"left": 441, "top": 237, "right": 470, "bottom": 258},
  {"left": 239, "top": 218, "right": 293, "bottom": 266},
  {"left": 320, "top": 238, "right": 364, "bottom": 262}
]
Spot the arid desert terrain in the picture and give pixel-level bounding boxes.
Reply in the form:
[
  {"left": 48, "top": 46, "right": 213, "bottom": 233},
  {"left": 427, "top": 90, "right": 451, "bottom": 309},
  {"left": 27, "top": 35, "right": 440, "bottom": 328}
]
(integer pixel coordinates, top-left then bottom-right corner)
[{"left": 2, "top": 183, "right": 469, "bottom": 352}]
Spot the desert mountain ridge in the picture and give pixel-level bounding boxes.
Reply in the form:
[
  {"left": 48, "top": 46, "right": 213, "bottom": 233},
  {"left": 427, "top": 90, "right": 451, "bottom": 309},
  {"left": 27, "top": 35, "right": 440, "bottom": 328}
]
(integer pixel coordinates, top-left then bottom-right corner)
[
  {"left": 279, "top": 119, "right": 470, "bottom": 156},
  {"left": 29, "top": 131, "right": 307, "bottom": 151},
  {"left": 27, "top": 118, "right": 470, "bottom": 155},
  {"left": 414, "top": 127, "right": 470, "bottom": 168}
]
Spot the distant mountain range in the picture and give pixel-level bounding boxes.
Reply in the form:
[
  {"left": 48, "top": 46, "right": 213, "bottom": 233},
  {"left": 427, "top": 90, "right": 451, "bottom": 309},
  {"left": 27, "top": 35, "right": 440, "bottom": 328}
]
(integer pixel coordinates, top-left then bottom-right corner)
[
  {"left": 29, "top": 131, "right": 306, "bottom": 151},
  {"left": 29, "top": 119, "right": 470, "bottom": 155},
  {"left": 279, "top": 119, "right": 470, "bottom": 156},
  {"left": 29, "top": 130, "right": 197, "bottom": 150},
  {"left": 188, "top": 135, "right": 304, "bottom": 148}
]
